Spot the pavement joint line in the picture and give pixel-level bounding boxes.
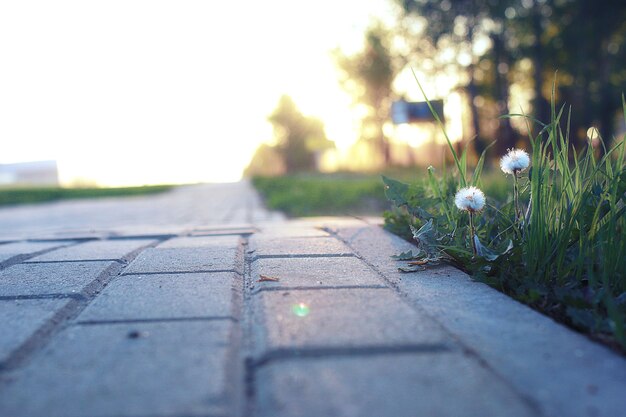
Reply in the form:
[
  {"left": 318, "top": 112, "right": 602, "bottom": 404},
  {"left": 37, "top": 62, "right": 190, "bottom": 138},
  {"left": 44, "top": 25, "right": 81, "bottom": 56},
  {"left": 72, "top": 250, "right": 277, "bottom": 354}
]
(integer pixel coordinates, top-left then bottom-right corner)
[
  {"left": 326, "top": 225, "right": 548, "bottom": 417},
  {"left": 108, "top": 234, "right": 179, "bottom": 241},
  {"left": 0, "top": 240, "right": 82, "bottom": 272},
  {"left": 25, "top": 237, "right": 101, "bottom": 243},
  {"left": 22, "top": 237, "right": 164, "bottom": 266},
  {"left": 185, "top": 229, "right": 258, "bottom": 237},
  {"left": 222, "top": 238, "right": 246, "bottom": 416},
  {"left": 252, "top": 284, "right": 388, "bottom": 293},
  {"left": 0, "top": 293, "right": 86, "bottom": 301},
  {"left": 249, "top": 253, "right": 356, "bottom": 262},
  {"left": 120, "top": 269, "right": 243, "bottom": 276},
  {"left": 90, "top": 414, "right": 229, "bottom": 417},
  {"left": 241, "top": 236, "right": 259, "bottom": 417},
  {"left": 24, "top": 259, "right": 126, "bottom": 265},
  {"left": 249, "top": 344, "right": 454, "bottom": 369},
  {"left": 75, "top": 316, "right": 238, "bottom": 326}
]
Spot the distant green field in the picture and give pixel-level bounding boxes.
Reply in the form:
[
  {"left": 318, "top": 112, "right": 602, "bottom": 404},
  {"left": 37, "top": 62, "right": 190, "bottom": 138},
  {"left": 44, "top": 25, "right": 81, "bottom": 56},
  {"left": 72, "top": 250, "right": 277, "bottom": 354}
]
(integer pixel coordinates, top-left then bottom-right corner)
[
  {"left": 252, "top": 173, "right": 389, "bottom": 217},
  {"left": 0, "top": 185, "right": 174, "bottom": 206},
  {"left": 252, "top": 170, "right": 510, "bottom": 218}
]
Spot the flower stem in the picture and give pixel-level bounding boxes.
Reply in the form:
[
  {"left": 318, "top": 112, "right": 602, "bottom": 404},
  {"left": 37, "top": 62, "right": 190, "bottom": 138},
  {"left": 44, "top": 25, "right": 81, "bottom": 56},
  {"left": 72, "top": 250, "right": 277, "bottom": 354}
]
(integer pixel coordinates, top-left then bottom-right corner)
[
  {"left": 469, "top": 211, "right": 477, "bottom": 256},
  {"left": 513, "top": 171, "right": 521, "bottom": 222}
]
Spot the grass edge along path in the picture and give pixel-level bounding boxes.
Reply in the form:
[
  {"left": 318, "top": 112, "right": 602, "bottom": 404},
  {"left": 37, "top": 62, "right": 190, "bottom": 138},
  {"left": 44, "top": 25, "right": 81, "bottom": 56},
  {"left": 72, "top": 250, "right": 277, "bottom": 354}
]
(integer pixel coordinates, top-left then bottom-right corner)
[{"left": 0, "top": 185, "right": 174, "bottom": 207}]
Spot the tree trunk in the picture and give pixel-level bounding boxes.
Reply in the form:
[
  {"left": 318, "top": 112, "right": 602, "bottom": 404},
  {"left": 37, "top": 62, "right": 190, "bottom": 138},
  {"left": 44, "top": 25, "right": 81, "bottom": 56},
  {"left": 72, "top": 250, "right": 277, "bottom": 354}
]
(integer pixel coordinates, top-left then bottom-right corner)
[
  {"left": 492, "top": 33, "right": 516, "bottom": 153},
  {"left": 532, "top": 5, "right": 550, "bottom": 128}
]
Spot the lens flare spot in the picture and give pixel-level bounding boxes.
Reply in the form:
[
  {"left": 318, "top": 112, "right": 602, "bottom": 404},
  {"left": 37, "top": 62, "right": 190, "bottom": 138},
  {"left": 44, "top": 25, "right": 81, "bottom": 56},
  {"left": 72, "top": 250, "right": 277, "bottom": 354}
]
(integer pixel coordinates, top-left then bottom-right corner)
[{"left": 291, "top": 302, "right": 310, "bottom": 317}]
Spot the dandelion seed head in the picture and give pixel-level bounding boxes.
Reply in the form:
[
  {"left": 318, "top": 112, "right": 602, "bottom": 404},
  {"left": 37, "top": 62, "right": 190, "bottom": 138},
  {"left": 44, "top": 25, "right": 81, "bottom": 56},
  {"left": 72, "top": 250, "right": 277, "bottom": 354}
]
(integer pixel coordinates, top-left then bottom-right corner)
[
  {"left": 454, "top": 186, "right": 486, "bottom": 212},
  {"left": 500, "top": 148, "right": 530, "bottom": 174}
]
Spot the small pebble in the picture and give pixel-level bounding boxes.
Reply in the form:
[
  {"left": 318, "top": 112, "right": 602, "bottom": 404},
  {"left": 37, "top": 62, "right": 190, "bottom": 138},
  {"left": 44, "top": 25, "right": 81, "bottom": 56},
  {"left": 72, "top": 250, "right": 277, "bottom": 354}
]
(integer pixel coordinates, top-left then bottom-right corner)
[{"left": 127, "top": 330, "right": 147, "bottom": 339}]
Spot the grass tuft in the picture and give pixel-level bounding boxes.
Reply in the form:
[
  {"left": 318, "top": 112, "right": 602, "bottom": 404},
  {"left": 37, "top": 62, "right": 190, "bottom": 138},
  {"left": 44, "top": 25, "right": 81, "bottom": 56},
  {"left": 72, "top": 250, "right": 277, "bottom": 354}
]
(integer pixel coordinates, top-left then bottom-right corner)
[{"left": 384, "top": 83, "right": 626, "bottom": 350}]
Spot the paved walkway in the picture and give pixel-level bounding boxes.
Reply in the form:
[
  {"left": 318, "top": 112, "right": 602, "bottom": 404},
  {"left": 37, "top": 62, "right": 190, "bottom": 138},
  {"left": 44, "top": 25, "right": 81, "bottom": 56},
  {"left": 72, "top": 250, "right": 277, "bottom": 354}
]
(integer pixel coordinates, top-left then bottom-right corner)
[{"left": 0, "top": 182, "right": 625, "bottom": 417}]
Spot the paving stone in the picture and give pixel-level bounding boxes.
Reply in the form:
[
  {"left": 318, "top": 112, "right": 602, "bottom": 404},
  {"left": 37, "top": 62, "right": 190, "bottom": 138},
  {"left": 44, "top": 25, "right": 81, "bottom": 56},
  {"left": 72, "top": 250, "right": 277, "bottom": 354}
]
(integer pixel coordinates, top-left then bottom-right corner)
[
  {"left": 28, "top": 231, "right": 112, "bottom": 241},
  {"left": 0, "top": 261, "right": 117, "bottom": 297},
  {"left": 252, "top": 288, "right": 449, "bottom": 356},
  {"left": 333, "top": 222, "right": 626, "bottom": 417},
  {"left": 0, "top": 321, "right": 236, "bottom": 417},
  {"left": 255, "top": 352, "right": 535, "bottom": 417},
  {"left": 251, "top": 256, "right": 383, "bottom": 292},
  {"left": 108, "top": 225, "right": 186, "bottom": 238},
  {"left": 190, "top": 224, "right": 257, "bottom": 236},
  {"left": 254, "top": 226, "right": 330, "bottom": 239},
  {"left": 123, "top": 247, "right": 242, "bottom": 274},
  {"left": 78, "top": 272, "right": 238, "bottom": 321},
  {"left": 0, "top": 241, "right": 71, "bottom": 263},
  {"left": 249, "top": 236, "right": 352, "bottom": 258},
  {"left": 0, "top": 299, "right": 70, "bottom": 363},
  {"left": 158, "top": 234, "right": 241, "bottom": 249},
  {"left": 26, "top": 239, "right": 156, "bottom": 262}
]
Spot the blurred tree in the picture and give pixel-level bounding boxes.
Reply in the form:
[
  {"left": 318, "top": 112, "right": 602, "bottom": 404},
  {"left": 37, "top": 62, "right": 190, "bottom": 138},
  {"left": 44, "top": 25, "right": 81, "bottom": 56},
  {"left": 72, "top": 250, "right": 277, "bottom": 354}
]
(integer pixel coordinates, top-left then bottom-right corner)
[
  {"left": 334, "top": 24, "right": 402, "bottom": 165},
  {"left": 397, "top": 0, "right": 517, "bottom": 154},
  {"left": 266, "top": 95, "right": 333, "bottom": 173},
  {"left": 243, "top": 144, "right": 285, "bottom": 177},
  {"left": 397, "top": 0, "right": 626, "bottom": 149},
  {"left": 546, "top": 0, "right": 626, "bottom": 147}
]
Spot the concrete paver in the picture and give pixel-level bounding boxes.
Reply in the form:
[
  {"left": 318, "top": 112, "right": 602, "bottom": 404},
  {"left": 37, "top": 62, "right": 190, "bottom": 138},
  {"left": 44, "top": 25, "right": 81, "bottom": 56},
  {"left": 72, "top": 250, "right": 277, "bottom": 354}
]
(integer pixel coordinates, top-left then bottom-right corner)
[
  {"left": 249, "top": 236, "right": 352, "bottom": 258},
  {"left": 0, "top": 321, "right": 236, "bottom": 417},
  {"left": 123, "top": 246, "right": 242, "bottom": 275},
  {"left": 256, "top": 352, "right": 536, "bottom": 417},
  {"left": 251, "top": 256, "right": 384, "bottom": 292},
  {"left": 26, "top": 238, "right": 156, "bottom": 262},
  {"left": 78, "top": 272, "right": 239, "bottom": 322},
  {"left": 0, "top": 261, "right": 118, "bottom": 297},
  {"left": 251, "top": 288, "right": 450, "bottom": 356},
  {"left": 158, "top": 234, "right": 241, "bottom": 249}
]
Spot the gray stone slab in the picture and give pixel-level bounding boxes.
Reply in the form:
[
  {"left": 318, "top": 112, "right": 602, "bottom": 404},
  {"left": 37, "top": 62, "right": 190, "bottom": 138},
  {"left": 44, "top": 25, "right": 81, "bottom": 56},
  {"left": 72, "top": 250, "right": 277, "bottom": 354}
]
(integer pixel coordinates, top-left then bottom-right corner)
[
  {"left": 26, "top": 239, "right": 156, "bottom": 262},
  {"left": 334, "top": 222, "right": 626, "bottom": 417},
  {"left": 78, "top": 272, "right": 238, "bottom": 321},
  {"left": 123, "top": 247, "right": 242, "bottom": 275},
  {"left": 249, "top": 236, "right": 352, "bottom": 258},
  {"left": 251, "top": 256, "right": 383, "bottom": 292},
  {"left": 158, "top": 234, "right": 241, "bottom": 249},
  {"left": 0, "top": 241, "right": 71, "bottom": 263},
  {"left": 254, "top": 226, "right": 329, "bottom": 239},
  {"left": 252, "top": 288, "right": 449, "bottom": 355},
  {"left": 0, "top": 261, "right": 117, "bottom": 297},
  {"left": 256, "top": 352, "right": 535, "bottom": 417},
  {"left": 0, "top": 299, "right": 70, "bottom": 363},
  {"left": 0, "top": 321, "right": 236, "bottom": 417},
  {"left": 191, "top": 224, "right": 257, "bottom": 236}
]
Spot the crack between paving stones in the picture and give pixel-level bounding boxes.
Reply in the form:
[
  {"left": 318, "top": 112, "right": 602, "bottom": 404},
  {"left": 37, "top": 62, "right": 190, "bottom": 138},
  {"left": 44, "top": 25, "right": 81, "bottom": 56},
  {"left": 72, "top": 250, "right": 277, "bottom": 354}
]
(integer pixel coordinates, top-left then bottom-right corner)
[
  {"left": 24, "top": 259, "right": 126, "bottom": 264},
  {"left": 121, "top": 269, "right": 243, "bottom": 276},
  {"left": 76, "top": 316, "right": 238, "bottom": 325},
  {"left": 325, "top": 226, "right": 548, "bottom": 417},
  {"left": 241, "top": 236, "right": 260, "bottom": 417},
  {"left": 220, "top": 236, "right": 246, "bottom": 417},
  {"left": 252, "top": 284, "right": 388, "bottom": 293},
  {"left": 0, "top": 293, "right": 86, "bottom": 301},
  {"left": 249, "top": 253, "right": 355, "bottom": 262},
  {"left": 250, "top": 344, "right": 452, "bottom": 368}
]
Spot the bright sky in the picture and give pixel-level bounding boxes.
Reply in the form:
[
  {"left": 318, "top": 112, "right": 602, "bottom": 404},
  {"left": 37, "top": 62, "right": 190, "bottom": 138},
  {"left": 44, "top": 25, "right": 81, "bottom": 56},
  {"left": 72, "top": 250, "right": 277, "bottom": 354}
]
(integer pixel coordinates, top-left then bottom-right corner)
[{"left": 0, "top": 0, "right": 396, "bottom": 186}]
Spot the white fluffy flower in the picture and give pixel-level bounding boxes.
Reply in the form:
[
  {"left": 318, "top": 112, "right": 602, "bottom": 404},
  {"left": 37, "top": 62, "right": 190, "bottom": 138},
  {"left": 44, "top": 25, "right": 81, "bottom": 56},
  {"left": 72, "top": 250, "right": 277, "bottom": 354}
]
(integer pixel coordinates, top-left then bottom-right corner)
[
  {"left": 455, "top": 186, "right": 486, "bottom": 212},
  {"left": 500, "top": 148, "right": 530, "bottom": 174}
]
